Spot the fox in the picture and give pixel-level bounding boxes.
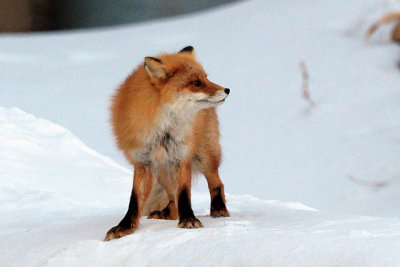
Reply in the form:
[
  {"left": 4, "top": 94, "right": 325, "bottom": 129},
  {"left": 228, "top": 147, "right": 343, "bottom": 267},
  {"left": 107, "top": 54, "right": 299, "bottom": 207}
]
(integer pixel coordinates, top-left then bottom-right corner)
[{"left": 104, "top": 46, "right": 230, "bottom": 241}]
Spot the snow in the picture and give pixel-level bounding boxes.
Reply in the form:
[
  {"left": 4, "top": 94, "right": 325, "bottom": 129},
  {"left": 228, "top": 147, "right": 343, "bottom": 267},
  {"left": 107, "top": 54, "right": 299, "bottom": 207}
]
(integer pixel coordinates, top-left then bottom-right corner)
[
  {"left": 1, "top": 0, "right": 400, "bottom": 265},
  {"left": 1, "top": 108, "right": 400, "bottom": 265}
]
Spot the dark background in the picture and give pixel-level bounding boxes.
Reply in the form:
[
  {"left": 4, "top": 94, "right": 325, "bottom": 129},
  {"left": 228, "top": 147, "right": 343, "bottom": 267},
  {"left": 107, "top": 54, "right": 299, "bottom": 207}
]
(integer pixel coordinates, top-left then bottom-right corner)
[{"left": 0, "top": 0, "right": 239, "bottom": 32}]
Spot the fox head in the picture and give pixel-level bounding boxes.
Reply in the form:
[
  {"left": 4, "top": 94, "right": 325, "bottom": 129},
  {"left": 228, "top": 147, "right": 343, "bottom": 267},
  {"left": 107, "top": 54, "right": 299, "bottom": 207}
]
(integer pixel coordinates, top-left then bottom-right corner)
[{"left": 143, "top": 46, "right": 230, "bottom": 112}]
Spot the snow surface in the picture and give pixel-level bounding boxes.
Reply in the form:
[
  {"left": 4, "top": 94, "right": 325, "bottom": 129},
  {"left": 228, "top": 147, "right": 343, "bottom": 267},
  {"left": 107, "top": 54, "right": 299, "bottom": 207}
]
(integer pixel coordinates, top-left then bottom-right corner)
[
  {"left": 1, "top": 107, "right": 400, "bottom": 266},
  {"left": 1, "top": 0, "right": 400, "bottom": 265}
]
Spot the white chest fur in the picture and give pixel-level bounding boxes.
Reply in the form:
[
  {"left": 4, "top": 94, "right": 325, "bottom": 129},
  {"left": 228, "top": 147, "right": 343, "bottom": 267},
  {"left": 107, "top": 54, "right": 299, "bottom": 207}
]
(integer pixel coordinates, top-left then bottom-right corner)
[{"left": 130, "top": 95, "right": 201, "bottom": 169}]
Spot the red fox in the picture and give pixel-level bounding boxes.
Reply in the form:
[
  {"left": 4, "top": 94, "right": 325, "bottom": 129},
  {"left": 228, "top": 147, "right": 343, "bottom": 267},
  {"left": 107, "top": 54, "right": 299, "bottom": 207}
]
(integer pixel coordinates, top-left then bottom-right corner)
[{"left": 104, "top": 46, "right": 230, "bottom": 241}]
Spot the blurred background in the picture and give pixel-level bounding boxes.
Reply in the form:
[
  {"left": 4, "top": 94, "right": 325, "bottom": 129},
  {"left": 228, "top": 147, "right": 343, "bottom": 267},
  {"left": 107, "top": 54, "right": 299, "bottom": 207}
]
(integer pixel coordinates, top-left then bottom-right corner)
[{"left": 0, "top": 0, "right": 239, "bottom": 32}]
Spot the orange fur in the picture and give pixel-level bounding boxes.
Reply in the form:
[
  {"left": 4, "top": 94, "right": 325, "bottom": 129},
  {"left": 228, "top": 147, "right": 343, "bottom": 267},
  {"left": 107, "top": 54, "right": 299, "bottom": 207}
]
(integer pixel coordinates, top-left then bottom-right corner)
[{"left": 104, "top": 47, "right": 230, "bottom": 241}]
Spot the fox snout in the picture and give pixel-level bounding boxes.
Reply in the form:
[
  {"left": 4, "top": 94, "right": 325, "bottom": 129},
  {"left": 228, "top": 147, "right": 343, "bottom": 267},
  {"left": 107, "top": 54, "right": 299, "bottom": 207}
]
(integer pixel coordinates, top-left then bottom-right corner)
[
  {"left": 222, "top": 88, "right": 230, "bottom": 100},
  {"left": 205, "top": 86, "right": 230, "bottom": 105}
]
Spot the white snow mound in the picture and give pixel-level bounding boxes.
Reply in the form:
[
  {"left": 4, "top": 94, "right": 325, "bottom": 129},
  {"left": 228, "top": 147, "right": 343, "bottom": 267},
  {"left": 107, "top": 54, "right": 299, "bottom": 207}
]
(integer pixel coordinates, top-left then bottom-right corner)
[{"left": 1, "top": 106, "right": 400, "bottom": 266}]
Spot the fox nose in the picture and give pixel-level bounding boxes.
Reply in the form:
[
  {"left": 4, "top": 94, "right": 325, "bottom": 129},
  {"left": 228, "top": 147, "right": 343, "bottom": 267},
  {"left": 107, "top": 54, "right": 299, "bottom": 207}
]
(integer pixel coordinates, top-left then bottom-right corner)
[{"left": 224, "top": 88, "right": 230, "bottom": 95}]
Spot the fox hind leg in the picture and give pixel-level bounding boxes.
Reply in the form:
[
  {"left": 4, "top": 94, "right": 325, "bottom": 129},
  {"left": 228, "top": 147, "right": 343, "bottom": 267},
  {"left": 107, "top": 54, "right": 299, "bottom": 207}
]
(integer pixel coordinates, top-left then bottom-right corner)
[
  {"left": 148, "top": 170, "right": 178, "bottom": 220},
  {"left": 148, "top": 200, "right": 178, "bottom": 220}
]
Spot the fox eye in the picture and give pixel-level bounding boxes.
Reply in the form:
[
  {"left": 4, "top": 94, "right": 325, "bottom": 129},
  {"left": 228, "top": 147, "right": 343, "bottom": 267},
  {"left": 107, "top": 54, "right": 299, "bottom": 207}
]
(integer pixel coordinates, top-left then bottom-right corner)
[{"left": 191, "top": 80, "right": 202, "bottom": 87}]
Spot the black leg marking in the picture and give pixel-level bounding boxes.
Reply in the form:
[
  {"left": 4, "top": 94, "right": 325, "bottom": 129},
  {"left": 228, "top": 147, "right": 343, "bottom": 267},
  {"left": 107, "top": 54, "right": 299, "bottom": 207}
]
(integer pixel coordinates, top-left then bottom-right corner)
[
  {"left": 178, "top": 187, "right": 194, "bottom": 219},
  {"left": 162, "top": 201, "right": 172, "bottom": 217},
  {"left": 210, "top": 186, "right": 230, "bottom": 217},
  {"left": 119, "top": 188, "right": 139, "bottom": 228},
  {"left": 104, "top": 188, "right": 139, "bottom": 241},
  {"left": 178, "top": 187, "right": 202, "bottom": 228},
  {"left": 148, "top": 201, "right": 172, "bottom": 219}
]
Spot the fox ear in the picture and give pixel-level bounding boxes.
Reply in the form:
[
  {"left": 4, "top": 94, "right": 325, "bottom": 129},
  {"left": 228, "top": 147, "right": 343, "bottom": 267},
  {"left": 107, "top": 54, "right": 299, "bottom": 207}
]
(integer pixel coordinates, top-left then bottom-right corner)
[
  {"left": 144, "top": 57, "right": 168, "bottom": 80},
  {"left": 179, "top": 46, "right": 195, "bottom": 57},
  {"left": 179, "top": 46, "right": 194, "bottom": 53}
]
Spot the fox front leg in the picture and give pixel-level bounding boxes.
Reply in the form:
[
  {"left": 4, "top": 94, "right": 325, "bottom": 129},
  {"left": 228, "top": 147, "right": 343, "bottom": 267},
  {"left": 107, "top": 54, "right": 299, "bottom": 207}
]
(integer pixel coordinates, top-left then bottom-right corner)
[
  {"left": 104, "top": 165, "right": 152, "bottom": 241},
  {"left": 176, "top": 162, "right": 202, "bottom": 228}
]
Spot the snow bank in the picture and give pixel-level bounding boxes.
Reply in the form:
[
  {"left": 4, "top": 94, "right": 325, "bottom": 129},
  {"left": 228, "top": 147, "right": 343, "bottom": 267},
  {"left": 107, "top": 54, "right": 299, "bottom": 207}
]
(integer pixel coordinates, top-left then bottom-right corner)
[
  {"left": 0, "top": 106, "right": 130, "bottom": 213},
  {"left": 47, "top": 199, "right": 400, "bottom": 267},
  {"left": 1, "top": 106, "right": 400, "bottom": 266}
]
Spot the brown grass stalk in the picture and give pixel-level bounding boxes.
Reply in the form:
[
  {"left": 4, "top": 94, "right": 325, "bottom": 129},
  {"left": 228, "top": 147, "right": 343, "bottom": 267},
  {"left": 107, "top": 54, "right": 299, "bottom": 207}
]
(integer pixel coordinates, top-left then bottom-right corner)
[{"left": 299, "top": 61, "right": 316, "bottom": 107}]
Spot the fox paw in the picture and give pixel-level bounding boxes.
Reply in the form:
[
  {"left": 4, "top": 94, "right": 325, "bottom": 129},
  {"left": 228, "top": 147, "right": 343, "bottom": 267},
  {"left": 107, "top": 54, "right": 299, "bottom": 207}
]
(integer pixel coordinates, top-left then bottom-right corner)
[
  {"left": 178, "top": 217, "right": 203, "bottom": 229},
  {"left": 104, "top": 224, "right": 136, "bottom": 241},
  {"left": 210, "top": 208, "right": 230, "bottom": 218},
  {"left": 148, "top": 210, "right": 168, "bottom": 220}
]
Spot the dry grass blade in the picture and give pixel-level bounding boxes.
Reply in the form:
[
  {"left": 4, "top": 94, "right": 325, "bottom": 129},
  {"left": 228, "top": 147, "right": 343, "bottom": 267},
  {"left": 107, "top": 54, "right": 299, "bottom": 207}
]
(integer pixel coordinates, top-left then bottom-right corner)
[
  {"left": 299, "top": 61, "right": 316, "bottom": 107},
  {"left": 392, "top": 21, "right": 400, "bottom": 42},
  {"left": 365, "top": 11, "right": 400, "bottom": 42},
  {"left": 348, "top": 176, "right": 390, "bottom": 188}
]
